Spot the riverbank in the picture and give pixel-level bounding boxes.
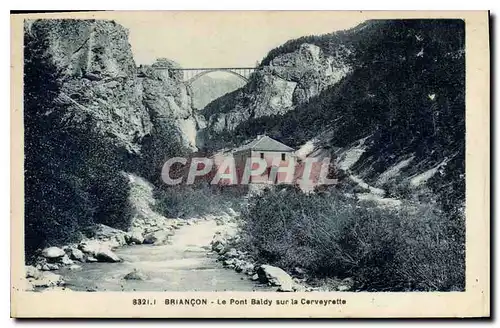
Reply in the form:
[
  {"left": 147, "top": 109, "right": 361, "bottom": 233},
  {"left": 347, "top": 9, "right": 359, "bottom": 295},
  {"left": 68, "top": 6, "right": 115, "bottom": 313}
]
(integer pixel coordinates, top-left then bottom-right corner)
[
  {"left": 24, "top": 217, "right": 199, "bottom": 292},
  {"left": 24, "top": 215, "right": 274, "bottom": 292},
  {"left": 209, "top": 214, "right": 338, "bottom": 293}
]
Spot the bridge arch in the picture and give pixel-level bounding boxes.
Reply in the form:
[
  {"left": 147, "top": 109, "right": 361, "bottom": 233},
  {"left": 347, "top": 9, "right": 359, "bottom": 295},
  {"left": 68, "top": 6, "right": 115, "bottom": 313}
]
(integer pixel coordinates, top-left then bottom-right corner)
[{"left": 185, "top": 69, "right": 249, "bottom": 86}]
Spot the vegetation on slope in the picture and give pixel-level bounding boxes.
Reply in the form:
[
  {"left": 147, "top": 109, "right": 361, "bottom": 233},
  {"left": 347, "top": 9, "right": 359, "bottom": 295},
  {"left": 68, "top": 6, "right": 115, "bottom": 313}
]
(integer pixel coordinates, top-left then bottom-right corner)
[
  {"left": 23, "top": 29, "right": 134, "bottom": 256},
  {"left": 203, "top": 19, "right": 465, "bottom": 207},
  {"left": 240, "top": 186, "right": 464, "bottom": 291}
]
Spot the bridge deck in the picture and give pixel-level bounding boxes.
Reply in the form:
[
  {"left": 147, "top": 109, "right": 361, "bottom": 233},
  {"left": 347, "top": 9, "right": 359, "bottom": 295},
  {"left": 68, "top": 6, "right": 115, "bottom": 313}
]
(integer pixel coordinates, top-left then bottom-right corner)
[{"left": 138, "top": 67, "right": 259, "bottom": 83}]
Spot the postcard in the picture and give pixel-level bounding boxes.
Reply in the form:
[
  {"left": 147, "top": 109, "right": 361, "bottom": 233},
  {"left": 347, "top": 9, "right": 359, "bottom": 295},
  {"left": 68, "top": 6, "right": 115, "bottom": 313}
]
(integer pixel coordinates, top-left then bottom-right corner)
[{"left": 10, "top": 10, "right": 490, "bottom": 318}]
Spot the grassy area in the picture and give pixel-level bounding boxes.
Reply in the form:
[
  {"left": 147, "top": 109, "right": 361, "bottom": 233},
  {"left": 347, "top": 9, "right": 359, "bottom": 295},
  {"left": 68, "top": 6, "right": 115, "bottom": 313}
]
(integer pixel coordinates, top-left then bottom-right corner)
[{"left": 239, "top": 185, "right": 464, "bottom": 291}]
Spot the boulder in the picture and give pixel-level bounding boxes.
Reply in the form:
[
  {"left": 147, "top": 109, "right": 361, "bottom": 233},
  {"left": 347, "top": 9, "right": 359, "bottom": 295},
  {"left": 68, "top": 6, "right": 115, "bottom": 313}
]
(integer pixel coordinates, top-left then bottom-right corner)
[
  {"left": 123, "top": 269, "right": 148, "bottom": 280},
  {"left": 127, "top": 228, "right": 144, "bottom": 244},
  {"left": 276, "top": 282, "right": 295, "bottom": 292},
  {"left": 68, "top": 264, "right": 82, "bottom": 271},
  {"left": 69, "top": 248, "right": 85, "bottom": 262},
  {"left": 223, "top": 258, "right": 236, "bottom": 267},
  {"left": 92, "top": 224, "right": 127, "bottom": 241},
  {"left": 234, "top": 260, "right": 244, "bottom": 273},
  {"left": 79, "top": 240, "right": 121, "bottom": 262},
  {"left": 213, "top": 243, "right": 226, "bottom": 254},
  {"left": 257, "top": 265, "right": 295, "bottom": 289},
  {"left": 251, "top": 274, "right": 259, "bottom": 281},
  {"left": 240, "top": 262, "right": 255, "bottom": 275},
  {"left": 29, "top": 272, "right": 65, "bottom": 288},
  {"left": 79, "top": 240, "right": 103, "bottom": 255},
  {"left": 114, "top": 234, "right": 128, "bottom": 247},
  {"left": 222, "top": 248, "right": 238, "bottom": 259},
  {"left": 337, "top": 278, "right": 354, "bottom": 291},
  {"left": 210, "top": 235, "right": 227, "bottom": 253},
  {"left": 41, "top": 263, "right": 60, "bottom": 271},
  {"left": 59, "top": 254, "right": 74, "bottom": 266},
  {"left": 25, "top": 265, "right": 42, "bottom": 279},
  {"left": 292, "top": 285, "right": 306, "bottom": 292},
  {"left": 143, "top": 230, "right": 172, "bottom": 245},
  {"left": 41, "top": 247, "right": 65, "bottom": 259},
  {"left": 94, "top": 248, "right": 121, "bottom": 263}
]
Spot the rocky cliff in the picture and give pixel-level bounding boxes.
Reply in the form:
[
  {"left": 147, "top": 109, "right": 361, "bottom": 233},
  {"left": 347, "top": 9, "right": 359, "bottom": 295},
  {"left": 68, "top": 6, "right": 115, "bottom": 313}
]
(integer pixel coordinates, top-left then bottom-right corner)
[
  {"left": 138, "top": 59, "right": 205, "bottom": 181},
  {"left": 199, "top": 42, "right": 350, "bottom": 148},
  {"left": 200, "top": 20, "right": 465, "bottom": 214},
  {"left": 23, "top": 19, "right": 199, "bottom": 255}
]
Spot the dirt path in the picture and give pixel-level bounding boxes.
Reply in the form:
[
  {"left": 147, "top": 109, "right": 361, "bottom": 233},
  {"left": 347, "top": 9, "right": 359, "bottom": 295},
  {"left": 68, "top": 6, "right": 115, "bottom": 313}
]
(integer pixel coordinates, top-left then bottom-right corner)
[{"left": 58, "top": 220, "right": 271, "bottom": 292}]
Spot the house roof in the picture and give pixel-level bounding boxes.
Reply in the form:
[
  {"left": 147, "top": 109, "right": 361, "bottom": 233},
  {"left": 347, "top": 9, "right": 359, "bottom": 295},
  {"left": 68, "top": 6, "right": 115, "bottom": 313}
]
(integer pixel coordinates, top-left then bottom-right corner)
[{"left": 234, "top": 135, "right": 294, "bottom": 153}]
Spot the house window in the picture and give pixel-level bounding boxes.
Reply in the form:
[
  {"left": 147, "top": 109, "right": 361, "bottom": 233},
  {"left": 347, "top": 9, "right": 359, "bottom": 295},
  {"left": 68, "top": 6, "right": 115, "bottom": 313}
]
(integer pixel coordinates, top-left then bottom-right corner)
[
  {"left": 281, "top": 153, "right": 286, "bottom": 161},
  {"left": 260, "top": 152, "right": 264, "bottom": 159}
]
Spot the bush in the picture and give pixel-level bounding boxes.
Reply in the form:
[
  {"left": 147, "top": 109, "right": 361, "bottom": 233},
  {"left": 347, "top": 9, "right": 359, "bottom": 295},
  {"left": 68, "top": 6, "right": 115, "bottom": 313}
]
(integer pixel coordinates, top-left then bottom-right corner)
[
  {"left": 240, "top": 186, "right": 464, "bottom": 291},
  {"left": 153, "top": 183, "right": 245, "bottom": 219}
]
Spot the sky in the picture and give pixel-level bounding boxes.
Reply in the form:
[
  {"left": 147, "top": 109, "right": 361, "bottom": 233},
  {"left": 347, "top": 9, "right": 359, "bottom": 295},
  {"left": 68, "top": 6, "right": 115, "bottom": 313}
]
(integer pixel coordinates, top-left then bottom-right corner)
[{"left": 115, "top": 12, "right": 364, "bottom": 68}]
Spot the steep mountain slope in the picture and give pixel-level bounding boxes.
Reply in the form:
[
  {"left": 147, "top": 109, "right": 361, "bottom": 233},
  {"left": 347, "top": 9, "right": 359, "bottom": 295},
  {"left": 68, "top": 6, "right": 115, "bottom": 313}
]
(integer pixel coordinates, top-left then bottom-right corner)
[
  {"left": 198, "top": 42, "right": 351, "bottom": 149},
  {"left": 200, "top": 20, "right": 465, "bottom": 210},
  {"left": 23, "top": 20, "right": 199, "bottom": 254},
  {"left": 138, "top": 58, "right": 206, "bottom": 182}
]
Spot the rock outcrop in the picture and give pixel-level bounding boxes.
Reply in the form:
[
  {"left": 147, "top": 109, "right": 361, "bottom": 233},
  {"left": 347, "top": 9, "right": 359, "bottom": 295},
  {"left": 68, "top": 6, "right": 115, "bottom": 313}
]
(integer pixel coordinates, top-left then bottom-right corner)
[
  {"left": 23, "top": 20, "right": 201, "bottom": 254},
  {"left": 200, "top": 43, "right": 350, "bottom": 146},
  {"left": 24, "top": 19, "right": 152, "bottom": 254},
  {"left": 199, "top": 20, "right": 465, "bottom": 213},
  {"left": 139, "top": 59, "right": 205, "bottom": 153}
]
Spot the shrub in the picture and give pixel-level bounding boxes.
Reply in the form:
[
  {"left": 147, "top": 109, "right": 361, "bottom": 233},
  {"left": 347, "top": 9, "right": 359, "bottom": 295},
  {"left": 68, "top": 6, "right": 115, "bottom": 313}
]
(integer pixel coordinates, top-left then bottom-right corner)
[
  {"left": 240, "top": 186, "right": 464, "bottom": 291},
  {"left": 153, "top": 183, "right": 245, "bottom": 219}
]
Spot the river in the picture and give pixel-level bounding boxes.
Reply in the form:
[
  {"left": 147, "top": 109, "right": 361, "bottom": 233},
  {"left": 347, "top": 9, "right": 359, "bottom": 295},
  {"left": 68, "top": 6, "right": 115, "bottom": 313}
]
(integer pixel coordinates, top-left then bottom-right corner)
[{"left": 57, "top": 219, "right": 271, "bottom": 292}]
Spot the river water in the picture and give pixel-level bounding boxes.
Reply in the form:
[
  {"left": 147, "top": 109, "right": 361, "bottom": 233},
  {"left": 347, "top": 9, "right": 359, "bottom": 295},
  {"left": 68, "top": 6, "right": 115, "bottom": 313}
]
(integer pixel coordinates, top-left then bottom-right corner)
[{"left": 58, "top": 220, "right": 271, "bottom": 292}]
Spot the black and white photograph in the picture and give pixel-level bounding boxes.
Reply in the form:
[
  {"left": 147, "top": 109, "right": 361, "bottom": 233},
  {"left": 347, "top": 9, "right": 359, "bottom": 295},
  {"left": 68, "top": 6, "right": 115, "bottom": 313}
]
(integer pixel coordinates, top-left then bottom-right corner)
[{"left": 10, "top": 10, "right": 489, "bottom": 318}]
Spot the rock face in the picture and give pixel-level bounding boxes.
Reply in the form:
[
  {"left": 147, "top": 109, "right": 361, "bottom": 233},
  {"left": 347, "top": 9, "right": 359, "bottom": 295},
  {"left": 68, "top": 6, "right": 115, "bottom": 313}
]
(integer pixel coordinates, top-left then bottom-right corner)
[
  {"left": 25, "top": 19, "right": 152, "bottom": 153},
  {"left": 200, "top": 43, "right": 350, "bottom": 145},
  {"left": 200, "top": 20, "right": 465, "bottom": 214},
  {"left": 23, "top": 20, "right": 199, "bottom": 254},
  {"left": 24, "top": 19, "right": 152, "bottom": 254},
  {"left": 139, "top": 59, "right": 206, "bottom": 174}
]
